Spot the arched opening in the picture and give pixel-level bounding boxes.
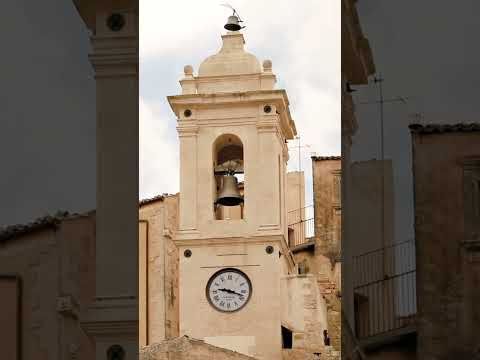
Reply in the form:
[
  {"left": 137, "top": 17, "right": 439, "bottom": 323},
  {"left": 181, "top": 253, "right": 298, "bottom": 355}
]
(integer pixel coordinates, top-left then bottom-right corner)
[{"left": 213, "top": 134, "right": 244, "bottom": 220}]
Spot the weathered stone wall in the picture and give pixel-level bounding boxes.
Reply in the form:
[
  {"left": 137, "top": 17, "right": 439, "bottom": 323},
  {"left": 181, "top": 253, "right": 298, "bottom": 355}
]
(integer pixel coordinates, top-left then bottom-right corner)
[
  {"left": 412, "top": 130, "right": 480, "bottom": 359},
  {"left": 139, "top": 195, "right": 180, "bottom": 344},
  {"left": 310, "top": 157, "right": 342, "bottom": 358},
  {"left": 311, "top": 158, "right": 341, "bottom": 255},
  {"left": 0, "top": 213, "right": 96, "bottom": 360},
  {"left": 140, "top": 336, "right": 255, "bottom": 360}
]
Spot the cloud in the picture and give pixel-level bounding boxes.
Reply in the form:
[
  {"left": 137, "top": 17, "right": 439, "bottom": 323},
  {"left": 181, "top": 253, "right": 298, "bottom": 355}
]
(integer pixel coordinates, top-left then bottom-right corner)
[
  {"left": 139, "top": 97, "right": 179, "bottom": 199},
  {"left": 140, "top": 0, "right": 340, "bottom": 204}
]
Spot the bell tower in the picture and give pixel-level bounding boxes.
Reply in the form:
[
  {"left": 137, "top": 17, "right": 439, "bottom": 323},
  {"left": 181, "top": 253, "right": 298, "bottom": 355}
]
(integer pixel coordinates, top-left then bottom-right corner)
[{"left": 168, "top": 17, "right": 296, "bottom": 360}]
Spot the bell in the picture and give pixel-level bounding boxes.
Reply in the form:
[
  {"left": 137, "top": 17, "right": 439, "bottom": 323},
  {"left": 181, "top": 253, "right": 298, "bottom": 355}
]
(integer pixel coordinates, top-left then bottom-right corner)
[
  {"left": 224, "top": 15, "right": 242, "bottom": 31},
  {"left": 216, "top": 175, "right": 243, "bottom": 206}
]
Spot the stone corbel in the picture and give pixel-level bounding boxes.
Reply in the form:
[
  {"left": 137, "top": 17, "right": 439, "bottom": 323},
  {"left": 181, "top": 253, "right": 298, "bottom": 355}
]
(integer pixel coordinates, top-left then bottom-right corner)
[{"left": 57, "top": 295, "right": 80, "bottom": 319}]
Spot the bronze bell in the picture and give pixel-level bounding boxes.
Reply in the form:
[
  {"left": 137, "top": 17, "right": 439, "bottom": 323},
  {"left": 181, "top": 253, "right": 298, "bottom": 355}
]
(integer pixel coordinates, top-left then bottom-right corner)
[
  {"left": 216, "top": 175, "right": 243, "bottom": 206},
  {"left": 224, "top": 15, "right": 242, "bottom": 31}
]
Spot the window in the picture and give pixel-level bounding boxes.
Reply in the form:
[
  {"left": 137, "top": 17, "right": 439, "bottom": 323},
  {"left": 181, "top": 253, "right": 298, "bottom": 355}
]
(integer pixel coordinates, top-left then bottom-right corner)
[{"left": 281, "top": 326, "right": 293, "bottom": 349}]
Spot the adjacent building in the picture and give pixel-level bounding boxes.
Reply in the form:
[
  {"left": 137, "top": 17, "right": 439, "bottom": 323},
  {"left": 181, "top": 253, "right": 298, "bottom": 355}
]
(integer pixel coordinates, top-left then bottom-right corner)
[{"left": 410, "top": 123, "right": 480, "bottom": 359}]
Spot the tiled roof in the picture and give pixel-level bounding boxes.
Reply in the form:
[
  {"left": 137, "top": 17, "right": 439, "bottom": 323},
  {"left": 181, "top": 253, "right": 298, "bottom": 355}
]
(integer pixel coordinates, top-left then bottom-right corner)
[
  {"left": 311, "top": 155, "right": 341, "bottom": 161},
  {"left": 0, "top": 211, "right": 73, "bottom": 242},
  {"left": 139, "top": 193, "right": 173, "bottom": 207},
  {"left": 1, "top": 194, "right": 173, "bottom": 242},
  {"left": 409, "top": 123, "right": 480, "bottom": 134}
]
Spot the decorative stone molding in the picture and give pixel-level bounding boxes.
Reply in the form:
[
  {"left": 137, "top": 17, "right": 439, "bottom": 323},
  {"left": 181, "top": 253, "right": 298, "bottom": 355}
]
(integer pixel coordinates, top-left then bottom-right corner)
[
  {"left": 256, "top": 120, "right": 279, "bottom": 133},
  {"left": 57, "top": 295, "right": 80, "bottom": 319},
  {"left": 89, "top": 36, "right": 138, "bottom": 78},
  {"left": 176, "top": 125, "right": 199, "bottom": 137}
]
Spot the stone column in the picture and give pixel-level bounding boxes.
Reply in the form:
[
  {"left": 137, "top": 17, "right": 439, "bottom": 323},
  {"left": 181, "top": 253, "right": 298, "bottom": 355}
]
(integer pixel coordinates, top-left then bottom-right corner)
[{"left": 77, "top": 3, "right": 139, "bottom": 359}]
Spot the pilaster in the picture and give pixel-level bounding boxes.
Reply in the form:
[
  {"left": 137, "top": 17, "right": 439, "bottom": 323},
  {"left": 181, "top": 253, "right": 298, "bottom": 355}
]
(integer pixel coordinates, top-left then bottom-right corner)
[{"left": 76, "top": 3, "right": 139, "bottom": 359}]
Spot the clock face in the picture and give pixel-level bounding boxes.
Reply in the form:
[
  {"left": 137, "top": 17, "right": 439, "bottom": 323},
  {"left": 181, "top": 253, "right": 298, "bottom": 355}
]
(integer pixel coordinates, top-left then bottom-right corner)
[{"left": 206, "top": 268, "right": 252, "bottom": 312}]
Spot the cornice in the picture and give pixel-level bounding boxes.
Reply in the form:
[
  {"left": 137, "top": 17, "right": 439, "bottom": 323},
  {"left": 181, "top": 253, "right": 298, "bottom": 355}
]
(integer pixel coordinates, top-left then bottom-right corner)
[
  {"left": 256, "top": 119, "right": 279, "bottom": 133},
  {"left": 176, "top": 124, "right": 199, "bottom": 137},
  {"left": 174, "top": 235, "right": 285, "bottom": 247},
  {"left": 169, "top": 90, "right": 295, "bottom": 139},
  {"left": 89, "top": 35, "right": 138, "bottom": 78},
  {"left": 81, "top": 320, "right": 138, "bottom": 338},
  {"left": 167, "top": 90, "right": 290, "bottom": 110}
]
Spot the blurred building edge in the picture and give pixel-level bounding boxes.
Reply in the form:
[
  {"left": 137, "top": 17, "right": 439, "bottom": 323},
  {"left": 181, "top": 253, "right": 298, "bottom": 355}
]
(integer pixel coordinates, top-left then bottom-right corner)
[
  {"left": 74, "top": 0, "right": 140, "bottom": 359},
  {"left": 343, "top": 0, "right": 480, "bottom": 359},
  {"left": 410, "top": 123, "right": 480, "bottom": 359},
  {"left": 341, "top": 0, "right": 377, "bottom": 358},
  {"left": 342, "top": 0, "right": 418, "bottom": 357},
  {"left": 0, "top": 211, "right": 97, "bottom": 360}
]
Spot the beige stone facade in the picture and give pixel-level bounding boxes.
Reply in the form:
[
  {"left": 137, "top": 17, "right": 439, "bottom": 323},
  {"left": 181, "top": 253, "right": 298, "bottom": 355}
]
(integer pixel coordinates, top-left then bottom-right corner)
[
  {"left": 312, "top": 156, "right": 341, "bottom": 256},
  {"left": 284, "top": 156, "right": 342, "bottom": 358},
  {"left": 139, "top": 195, "right": 180, "bottom": 346},
  {"left": 138, "top": 26, "right": 341, "bottom": 360},
  {"left": 140, "top": 336, "right": 256, "bottom": 360},
  {"left": 0, "top": 212, "right": 96, "bottom": 360}
]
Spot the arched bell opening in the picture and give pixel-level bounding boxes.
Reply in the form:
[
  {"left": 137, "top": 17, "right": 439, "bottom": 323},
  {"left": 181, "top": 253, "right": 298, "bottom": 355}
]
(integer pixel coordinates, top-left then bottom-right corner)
[{"left": 212, "top": 134, "right": 245, "bottom": 220}]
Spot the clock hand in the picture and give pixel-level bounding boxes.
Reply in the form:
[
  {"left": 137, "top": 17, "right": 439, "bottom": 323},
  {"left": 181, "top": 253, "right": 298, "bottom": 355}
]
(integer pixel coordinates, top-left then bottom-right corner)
[
  {"left": 218, "top": 288, "right": 243, "bottom": 297},
  {"left": 218, "top": 288, "right": 234, "bottom": 293}
]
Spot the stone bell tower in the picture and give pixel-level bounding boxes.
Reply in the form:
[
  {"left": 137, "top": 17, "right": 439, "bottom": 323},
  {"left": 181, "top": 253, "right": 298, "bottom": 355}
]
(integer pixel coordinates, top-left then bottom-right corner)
[{"left": 168, "top": 21, "right": 296, "bottom": 360}]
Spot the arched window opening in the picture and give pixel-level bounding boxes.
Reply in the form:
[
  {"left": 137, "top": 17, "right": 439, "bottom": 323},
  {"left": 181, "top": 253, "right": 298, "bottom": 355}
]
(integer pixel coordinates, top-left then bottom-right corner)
[{"left": 213, "top": 134, "right": 244, "bottom": 220}]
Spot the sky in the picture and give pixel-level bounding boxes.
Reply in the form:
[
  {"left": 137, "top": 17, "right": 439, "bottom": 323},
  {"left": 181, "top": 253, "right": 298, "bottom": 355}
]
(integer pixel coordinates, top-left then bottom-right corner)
[
  {"left": 139, "top": 0, "right": 341, "bottom": 206},
  {"left": 0, "top": 0, "right": 95, "bottom": 227},
  {"left": 351, "top": 1, "right": 480, "bottom": 243}
]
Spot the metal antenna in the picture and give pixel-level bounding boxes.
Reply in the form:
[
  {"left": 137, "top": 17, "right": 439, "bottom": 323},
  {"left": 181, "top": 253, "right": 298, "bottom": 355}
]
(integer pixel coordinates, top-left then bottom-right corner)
[
  {"left": 408, "top": 112, "right": 424, "bottom": 125},
  {"left": 288, "top": 136, "right": 310, "bottom": 217},
  {"left": 357, "top": 74, "right": 409, "bottom": 277}
]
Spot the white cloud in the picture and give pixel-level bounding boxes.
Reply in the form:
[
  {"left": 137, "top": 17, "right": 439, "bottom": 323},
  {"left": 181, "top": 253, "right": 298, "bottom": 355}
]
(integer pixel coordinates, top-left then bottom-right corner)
[
  {"left": 140, "top": 0, "right": 340, "bottom": 204},
  {"left": 139, "top": 97, "right": 179, "bottom": 199}
]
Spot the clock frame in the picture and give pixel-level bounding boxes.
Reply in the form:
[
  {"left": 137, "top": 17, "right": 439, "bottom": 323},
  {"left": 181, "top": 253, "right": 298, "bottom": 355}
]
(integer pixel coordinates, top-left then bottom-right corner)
[{"left": 206, "top": 268, "right": 252, "bottom": 313}]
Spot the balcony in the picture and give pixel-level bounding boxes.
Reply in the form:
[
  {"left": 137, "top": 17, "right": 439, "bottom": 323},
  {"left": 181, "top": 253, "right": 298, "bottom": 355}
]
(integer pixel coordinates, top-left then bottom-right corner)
[
  {"left": 353, "top": 240, "right": 417, "bottom": 341},
  {"left": 287, "top": 205, "right": 314, "bottom": 248}
]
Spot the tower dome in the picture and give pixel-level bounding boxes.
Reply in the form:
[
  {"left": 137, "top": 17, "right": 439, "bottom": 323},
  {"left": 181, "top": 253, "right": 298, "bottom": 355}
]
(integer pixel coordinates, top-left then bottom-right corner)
[{"left": 198, "top": 32, "right": 261, "bottom": 77}]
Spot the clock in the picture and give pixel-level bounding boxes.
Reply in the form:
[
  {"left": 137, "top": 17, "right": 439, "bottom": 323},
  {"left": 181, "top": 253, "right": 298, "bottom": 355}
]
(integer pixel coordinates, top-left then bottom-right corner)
[{"left": 206, "top": 268, "right": 252, "bottom": 312}]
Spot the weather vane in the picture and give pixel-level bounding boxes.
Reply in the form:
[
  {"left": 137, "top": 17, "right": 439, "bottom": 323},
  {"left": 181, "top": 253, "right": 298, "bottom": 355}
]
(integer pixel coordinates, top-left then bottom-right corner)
[{"left": 220, "top": 4, "right": 246, "bottom": 31}]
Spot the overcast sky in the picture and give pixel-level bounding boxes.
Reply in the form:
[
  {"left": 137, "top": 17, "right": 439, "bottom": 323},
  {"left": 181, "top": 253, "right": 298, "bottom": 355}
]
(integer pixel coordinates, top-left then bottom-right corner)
[
  {"left": 139, "top": 0, "right": 340, "bottom": 206},
  {"left": 1, "top": 0, "right": 95, "bottom": 227},
  {"left": 351, "top": 1, "right": 480, "bottom": 242}
]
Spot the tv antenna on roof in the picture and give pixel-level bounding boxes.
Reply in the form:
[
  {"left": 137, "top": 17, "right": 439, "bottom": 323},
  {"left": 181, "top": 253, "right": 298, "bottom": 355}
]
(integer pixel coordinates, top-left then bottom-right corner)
[{"left": 220, "top": 4, "right": 246, "bottom": 31}]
